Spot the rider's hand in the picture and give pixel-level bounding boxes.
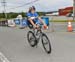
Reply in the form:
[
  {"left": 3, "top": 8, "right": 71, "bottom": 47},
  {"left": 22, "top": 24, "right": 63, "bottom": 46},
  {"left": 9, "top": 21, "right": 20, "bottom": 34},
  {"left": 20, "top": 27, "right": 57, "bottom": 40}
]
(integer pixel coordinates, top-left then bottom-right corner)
[
  {"left": 33, "top": 24, "right": 39, "bottom": 29},
  {"left": 36, "top": 25, "right": 39, "bottom": 29},
  {"left": 43, "top": 24, "right": 48, "bottom": 29}
]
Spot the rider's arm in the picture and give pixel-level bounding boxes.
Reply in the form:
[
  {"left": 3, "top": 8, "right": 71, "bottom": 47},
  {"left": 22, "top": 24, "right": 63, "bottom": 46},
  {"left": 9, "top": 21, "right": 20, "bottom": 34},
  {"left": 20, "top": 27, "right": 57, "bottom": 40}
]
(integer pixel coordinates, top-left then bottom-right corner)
[
  {"left": 34, "top": 12, "right": 46, "bottom": 25},
  {"left": 27, "top": 13, "right": 36, "bottom": 27},
  {"left": 38, "top": 17, "right": 46, "bottom": 25},
  {"left": 28, "top": 18, "right": 36, "bottom": 27}
]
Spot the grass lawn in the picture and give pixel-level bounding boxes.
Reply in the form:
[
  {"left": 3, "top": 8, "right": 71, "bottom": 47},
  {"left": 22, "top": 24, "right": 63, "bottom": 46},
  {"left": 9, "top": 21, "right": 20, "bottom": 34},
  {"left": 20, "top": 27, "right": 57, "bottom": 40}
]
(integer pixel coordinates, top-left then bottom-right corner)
[
  {"left": 0, "top": 18, "right": 75, "bottom": 22},
  {"left": 50, "top": 20, "right": 75, "bottom": 22},
  {"left": 0, "top": 18, "right": 7, "bottom": 21}
]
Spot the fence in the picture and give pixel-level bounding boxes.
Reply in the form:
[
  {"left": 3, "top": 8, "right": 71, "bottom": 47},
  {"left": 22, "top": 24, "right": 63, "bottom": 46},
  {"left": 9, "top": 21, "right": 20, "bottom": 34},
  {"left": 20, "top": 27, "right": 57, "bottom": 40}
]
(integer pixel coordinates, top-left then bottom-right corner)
[
  {"left": 47, "top": 16, "right": 75, "bottom": 32},
  {"left": 0, "top": 16, "right": 75, "bottom": 32}
]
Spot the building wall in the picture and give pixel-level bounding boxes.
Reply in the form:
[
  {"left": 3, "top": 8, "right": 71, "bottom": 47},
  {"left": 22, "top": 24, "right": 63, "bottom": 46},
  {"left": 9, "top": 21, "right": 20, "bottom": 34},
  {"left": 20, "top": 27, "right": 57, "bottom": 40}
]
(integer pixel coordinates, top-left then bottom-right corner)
[{"left": 59, "top": 7, "right": 73, "bottom": 16}]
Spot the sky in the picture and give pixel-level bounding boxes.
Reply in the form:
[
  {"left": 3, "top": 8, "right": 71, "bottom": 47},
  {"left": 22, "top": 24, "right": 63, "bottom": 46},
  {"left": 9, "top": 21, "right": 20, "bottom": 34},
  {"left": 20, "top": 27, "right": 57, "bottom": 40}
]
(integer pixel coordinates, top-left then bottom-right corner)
[{"left": 0, "top": 0, "right": 73, "bottom": 13}]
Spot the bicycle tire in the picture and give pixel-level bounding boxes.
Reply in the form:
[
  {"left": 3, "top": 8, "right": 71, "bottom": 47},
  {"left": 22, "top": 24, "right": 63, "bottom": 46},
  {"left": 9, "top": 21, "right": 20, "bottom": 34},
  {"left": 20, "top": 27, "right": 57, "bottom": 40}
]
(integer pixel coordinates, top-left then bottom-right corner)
[
  {"left": 27, "top": 31, "right": 37, "bottom": 47},
  {"left": 42, "top": 33, "right": 51, "bottom": 54}
]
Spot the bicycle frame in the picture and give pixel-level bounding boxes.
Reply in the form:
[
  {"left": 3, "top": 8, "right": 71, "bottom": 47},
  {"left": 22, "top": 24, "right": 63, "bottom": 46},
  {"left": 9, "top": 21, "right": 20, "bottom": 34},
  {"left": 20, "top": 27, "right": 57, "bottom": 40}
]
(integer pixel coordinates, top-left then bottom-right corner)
[
  {"left": 27, "top": 25, "right": 51, "bottom": 54},
  {"left": 32, "top": 27, "right": 43, "bottom": 43}
]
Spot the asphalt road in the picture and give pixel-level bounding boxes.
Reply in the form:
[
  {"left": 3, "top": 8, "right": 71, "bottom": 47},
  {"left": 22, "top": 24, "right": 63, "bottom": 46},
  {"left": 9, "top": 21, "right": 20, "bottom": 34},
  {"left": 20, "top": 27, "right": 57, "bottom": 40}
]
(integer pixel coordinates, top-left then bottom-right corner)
[{"left": 0, "top": 22, "right": 75, "bottom": 62}]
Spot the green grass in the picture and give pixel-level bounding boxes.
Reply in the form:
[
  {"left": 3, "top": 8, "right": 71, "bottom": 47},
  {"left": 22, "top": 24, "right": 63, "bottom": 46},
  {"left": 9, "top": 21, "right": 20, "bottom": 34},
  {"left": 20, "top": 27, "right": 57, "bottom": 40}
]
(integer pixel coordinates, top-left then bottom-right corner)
[
  {"left": 0, "top": 18, "right": 14, "bottom": 21},
  {"left": 0, "top": 18, "right": 6, "bottom": 21},
  {"left": 0, "top": 18, "right": 75, "bottom": 22},
  {"left": 50, "top": 20, "right": 75, "bottom": 22}
]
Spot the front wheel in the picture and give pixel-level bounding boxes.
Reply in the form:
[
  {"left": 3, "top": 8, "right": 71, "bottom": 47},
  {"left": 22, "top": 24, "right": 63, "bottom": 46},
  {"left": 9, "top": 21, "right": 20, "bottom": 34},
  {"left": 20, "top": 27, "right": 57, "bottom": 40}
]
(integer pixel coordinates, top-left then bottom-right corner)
[
  {"left": 42, "top": 33, "right": 51, "bottom": 54},
  {"left": 27, "top": 31, "right": 37, "bottom": 47}
]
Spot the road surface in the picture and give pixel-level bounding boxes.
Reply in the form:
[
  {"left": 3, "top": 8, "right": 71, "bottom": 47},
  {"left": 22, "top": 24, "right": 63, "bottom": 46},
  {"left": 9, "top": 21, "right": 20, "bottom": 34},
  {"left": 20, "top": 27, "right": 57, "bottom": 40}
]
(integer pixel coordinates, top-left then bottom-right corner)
[{"left": 0, "top": 22, "right": 75, "bottom": 62}]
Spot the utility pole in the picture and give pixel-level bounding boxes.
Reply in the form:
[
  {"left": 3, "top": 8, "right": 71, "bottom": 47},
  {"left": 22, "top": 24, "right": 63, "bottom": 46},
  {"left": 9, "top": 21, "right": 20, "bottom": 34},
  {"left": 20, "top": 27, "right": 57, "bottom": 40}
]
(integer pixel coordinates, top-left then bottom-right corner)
[
  {"left": 1, "top": 0, "right": 7, "bottom": 19},
  {"left": 73, "top": 0, "right": 75, "bottom": 21}
]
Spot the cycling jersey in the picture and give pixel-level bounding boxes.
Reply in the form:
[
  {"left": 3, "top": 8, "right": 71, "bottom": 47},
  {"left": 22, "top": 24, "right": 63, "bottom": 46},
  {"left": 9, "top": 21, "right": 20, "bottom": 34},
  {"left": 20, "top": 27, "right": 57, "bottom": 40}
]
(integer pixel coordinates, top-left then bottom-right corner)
[
  {"left": 27, "top": 12, "right": 40, "bottom": 24},
  {"left": 27, "top": 12, "right": 38, "bottom": 18}
]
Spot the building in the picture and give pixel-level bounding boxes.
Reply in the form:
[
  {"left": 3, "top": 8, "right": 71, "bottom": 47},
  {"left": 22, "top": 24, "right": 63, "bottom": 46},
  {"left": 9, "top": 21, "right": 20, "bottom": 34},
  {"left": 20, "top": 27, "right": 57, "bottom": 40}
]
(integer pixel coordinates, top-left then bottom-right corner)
[
  {"left": 45, "top": 7, "right": 73, "bottom": 16},
  {"left": 59, "top": 7, "right": 73, "bottom": 16}
]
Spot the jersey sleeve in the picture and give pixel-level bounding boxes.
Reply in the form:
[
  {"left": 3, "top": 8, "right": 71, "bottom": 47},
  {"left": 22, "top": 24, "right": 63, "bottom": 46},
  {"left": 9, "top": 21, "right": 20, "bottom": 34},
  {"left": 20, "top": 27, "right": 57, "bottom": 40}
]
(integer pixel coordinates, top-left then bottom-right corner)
[
  {"left": 35, "top": 12, "right": 39, "bottom": 17},
  {"left": 26, "top": 13, "right": 31, "bottom": 18}
]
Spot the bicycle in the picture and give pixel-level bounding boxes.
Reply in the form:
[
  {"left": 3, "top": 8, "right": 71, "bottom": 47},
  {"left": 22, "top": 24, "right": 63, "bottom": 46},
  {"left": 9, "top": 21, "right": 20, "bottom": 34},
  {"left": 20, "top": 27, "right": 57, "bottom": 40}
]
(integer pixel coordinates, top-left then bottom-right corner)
[{"left": 27, "top": 23, "right": 51, "bottom": 54}]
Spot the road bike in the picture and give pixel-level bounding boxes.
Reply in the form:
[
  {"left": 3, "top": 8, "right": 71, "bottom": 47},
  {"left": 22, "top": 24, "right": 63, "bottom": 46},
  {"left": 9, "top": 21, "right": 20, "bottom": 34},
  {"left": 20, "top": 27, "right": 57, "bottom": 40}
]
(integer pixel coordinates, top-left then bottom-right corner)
[{"left": 27, "top": 24, "right": 51, "bottom": 54}]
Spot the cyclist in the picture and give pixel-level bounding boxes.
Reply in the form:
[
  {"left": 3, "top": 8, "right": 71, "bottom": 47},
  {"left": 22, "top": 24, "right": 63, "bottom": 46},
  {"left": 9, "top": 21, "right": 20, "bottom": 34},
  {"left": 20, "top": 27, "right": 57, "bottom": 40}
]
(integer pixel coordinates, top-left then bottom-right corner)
[{"left": 27, "top": 6, "right": 48, "bottom": 29}]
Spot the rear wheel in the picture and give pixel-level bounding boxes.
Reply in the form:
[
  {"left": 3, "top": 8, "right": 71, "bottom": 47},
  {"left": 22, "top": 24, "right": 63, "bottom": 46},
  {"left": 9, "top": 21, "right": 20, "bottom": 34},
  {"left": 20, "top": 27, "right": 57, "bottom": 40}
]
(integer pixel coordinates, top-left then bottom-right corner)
[
  {"left": 42, "top": 33, "right": 51, "bottom": 54},
  {"left": 27, "top": 31, "right": 37, "bottom": 47}
]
